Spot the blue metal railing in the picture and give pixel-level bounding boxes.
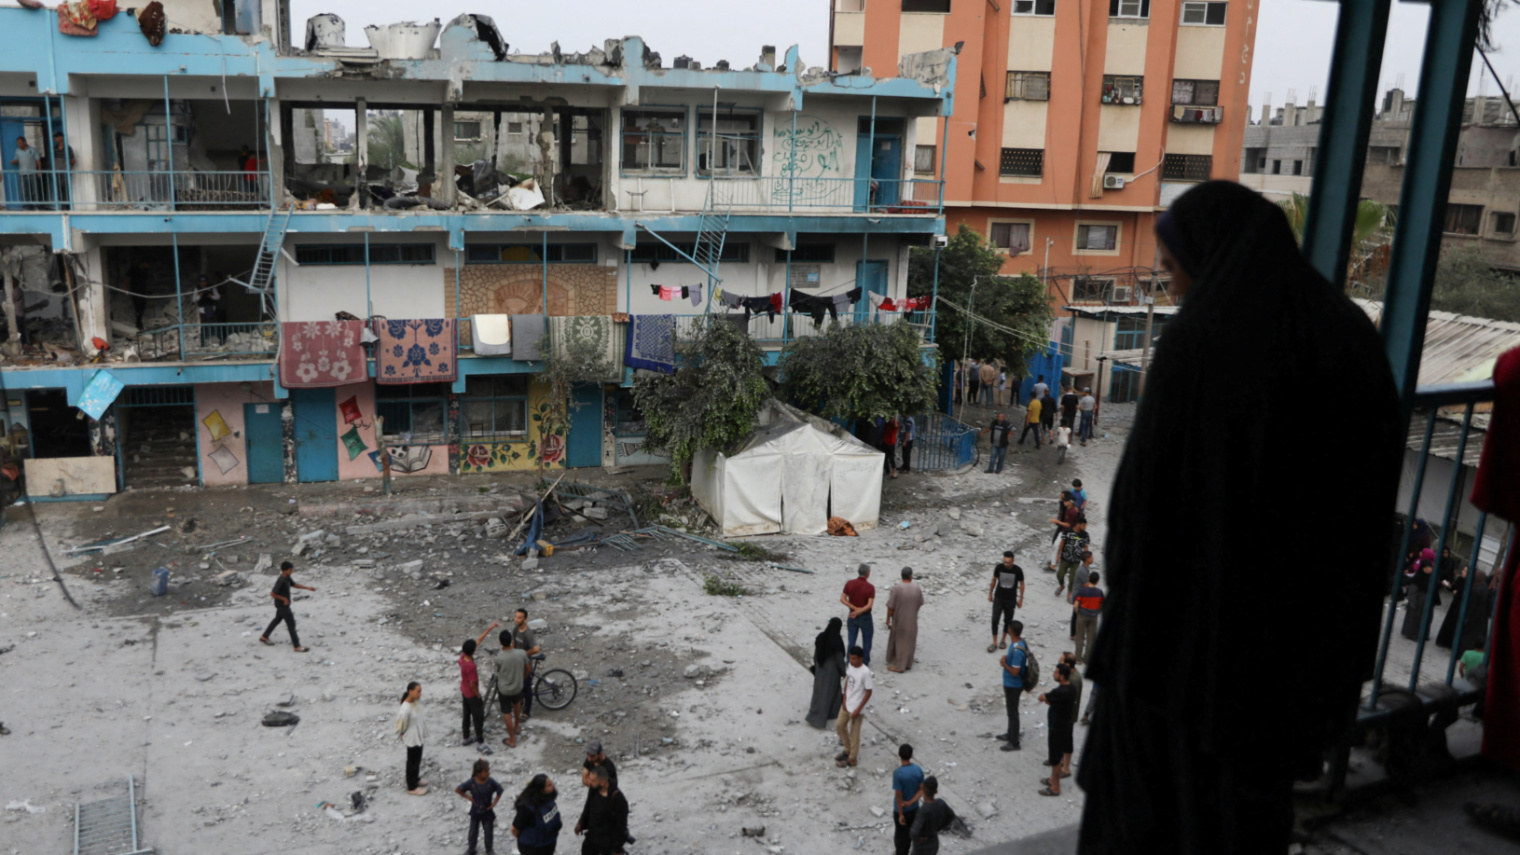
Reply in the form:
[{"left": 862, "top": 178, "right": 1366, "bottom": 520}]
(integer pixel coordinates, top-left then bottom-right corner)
[
  {"left": 133, "top": 322, "right": 278, "bottom": 360},
  {"left": 1, "top": 170, "right": 270, "bottom": 211},
  {"left": 704, "top": 176, "right": 943, "bottom": 214},
  {"left": 907, "top": 412, "right": 977, "bottom": 471}
]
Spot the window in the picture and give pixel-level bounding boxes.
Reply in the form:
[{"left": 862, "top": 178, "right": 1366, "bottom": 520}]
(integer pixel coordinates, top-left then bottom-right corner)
[
  {"left": 1109, "top": 0, "right": 1149, "bottom": 18},
  {"left": 999, "top": 147, "right": 1044, "bottom": 177},
  {"left": 902, "top": 0, "right": 951, "bottom": 10},
  {"left": 460, "top": 375, "right": 528, "bottom": 441},
  {"left": 1072, "top": 276, "right": 1115, "bottom": 301},
  {"left": 1443, "top": 204, "right": 1483, "bottom": 235},
  {"left": 1369, "top": 145, "right": 1401, "bottom": 165},
  {"left": 1272, "top": 159, "right": 1282, "bottom": 175},
  {"left": 1181, "top": 0, "right": 1227, "bottom": 25},
  {"left": 376, "top": 383, "right": 449, "bottom": 444},
  {"left": 1006, "top": 71, "right": 1051, "bottom": 102},
  {"left": 777, "top": 245, "right": 836, "bottom": 263},
  {"left": 631, "top": 241, "right": 750, "bottom": 263},
  {"left": 454, "top": 121, "right": 482, "bottom": 141},
  {"left": 615, "top": 389, "right": 648, "bottom": 436},
  {"left": 1076, "top": 225, "right": 1118, "bottom": 252},
  {"left": 1292, "top": 160, "right": 1303, "bottom": 176},
  {"left": 697, "top": 109, "right": 759, "bottom": 176},
  {"left": 1102, "top": 75, "right": 1143, "bottom": 105},
  {"left": 914, "top": 145, "right": 937, "bottom": 174},
  {"left": 1493, "top": 211, "right": 1517, "bottom": 235},
  {"left": 1162, "top": 154, "right": 1212, "bottom": 182},
  {"left": 465, "top": 243, "right": 598, "bottom": 264},
  {"left": 622, "top": 108, "right": 687, "bottom": 172},
  {"left": 1243, "top": 148, "right": 1265, "bottom": 173},
  {"left": 1103, "top": 152, "right": 1136, "bottom": 173},
  {"left": 506, "top": 121, "right": 525, "bottom": 135},
  {"left": 1012, "top": 0, "right": 1056, "bottom": 14},
  {"left": 295, "top": 244, "right": 435, "bottom": 265},
  {"left": 989, "top": 221, "right": 1033, "bottom": 254},
  {"left": 1171, "top": 79, "right": 1219, "bottom": 106}
]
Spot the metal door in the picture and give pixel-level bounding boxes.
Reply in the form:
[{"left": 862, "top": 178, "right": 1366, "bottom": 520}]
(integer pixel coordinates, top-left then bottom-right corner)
[
  {"left": 566, "top": 383, "right": 602, "bottom": 468},
  {"left": 243, "top": 401, "right": 284, "bottom": 484},
  {"left": 853, "top": 133, "right": 902, "bottom": 210},
  {"left": 289, "top": 388, "right": 338, "bottom": 482},
  {"left": 855, "top": 260, "right": 889, "bottom": 324}
]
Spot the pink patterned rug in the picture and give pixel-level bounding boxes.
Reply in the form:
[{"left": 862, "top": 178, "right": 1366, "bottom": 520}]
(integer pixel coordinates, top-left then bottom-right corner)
[{"left": 278, "top": 321, "right": 365, "bottom": 388}]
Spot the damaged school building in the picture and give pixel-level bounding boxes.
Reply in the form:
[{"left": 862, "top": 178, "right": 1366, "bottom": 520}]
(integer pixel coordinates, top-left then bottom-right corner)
[{"left": 0, "top": 0, "right": 954, "bottom": 497}]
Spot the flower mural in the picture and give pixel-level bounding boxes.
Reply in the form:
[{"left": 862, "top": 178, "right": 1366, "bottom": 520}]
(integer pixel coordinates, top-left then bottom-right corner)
[{"left": 540, "top": 433, "right": 565, "bottom": 465}]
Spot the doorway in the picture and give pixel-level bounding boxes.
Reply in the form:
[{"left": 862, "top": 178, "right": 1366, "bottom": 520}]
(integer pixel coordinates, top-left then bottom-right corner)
[
  {"left": 243, "top": 401, "right": 284, "bottom": 483},
  {"left": 289, "top": 388, "right": 338, "bottom": 482},
  {"left": 854, "top": 117, "right": 904, "bottom": 211},
  {"left": 566, "top": 384, "right": 602, "bottom": 468},
  {"left": 855, "top": 260, "right": 889, "bottom": 324},
  {"left": 116, "top": 385, "right": 198, "bottom": 490},
  {"left": 24, "top": 389, "right": 90, "bottom": 459}
]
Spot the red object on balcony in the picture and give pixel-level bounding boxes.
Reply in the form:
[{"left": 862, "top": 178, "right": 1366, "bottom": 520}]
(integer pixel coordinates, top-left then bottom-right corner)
[{"left": 1474, "top": 347, "right": 1520, "bottom": 769}]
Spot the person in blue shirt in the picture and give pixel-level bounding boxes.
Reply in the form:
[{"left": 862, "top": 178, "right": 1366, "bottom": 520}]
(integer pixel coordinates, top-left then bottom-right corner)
[
  {"left": 455, "top": 759, "right": 505, "bottom": 855},
  {"left": 892, "top": 743, "right": 926, "bottom": 855},
  {"left": 510, "top": 773, "right": 564, "bottom": 855},
  {"left": 1071, "top": 479, "right": 1087, "bottom": 511},
  {"left": 998, "top": 620, "right": 1028, "bottom": 751}
]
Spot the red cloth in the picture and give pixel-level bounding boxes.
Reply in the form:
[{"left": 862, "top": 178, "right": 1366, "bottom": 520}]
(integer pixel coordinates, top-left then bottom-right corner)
[
  {"left": 88, "top": 0, "right": 117, "bottom": 21},
  {"left": 1475, "top": 347, "right": 1520, "bottom": 768},
  {"left": 843, "top": 578, "right": 875, "bottom": 610},
  {"left": 278, "top": 321, "right": 365, "bottom": 388},
  {"left": 769, "top": 292, "right": 783, "bottom": 314}
]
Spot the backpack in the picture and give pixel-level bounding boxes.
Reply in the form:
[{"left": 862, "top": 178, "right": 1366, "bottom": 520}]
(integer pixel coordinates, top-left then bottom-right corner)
[
  {"left": 1060, "top": 532, "right": 1088, "bottom": 564},
  {"left": 1016, "top": 642, "right": 1040, "bottom": 694}
]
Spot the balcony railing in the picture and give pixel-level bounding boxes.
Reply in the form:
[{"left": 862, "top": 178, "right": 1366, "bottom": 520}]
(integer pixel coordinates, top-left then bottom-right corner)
[
  {"left": 672, "top": 308, "right": 932, "bottom": 346},
  {"left": 711, "top": 176, "right": 943, "bottom": 214},
  {"left": 1170, "top": 104, "right": 1224, "bottom": 124},
  {"left": 1, "top": 170, "right": 271, "bottom": 212},
  {"left": 131, "top": 322, "right": 279, "bottom": 360}
]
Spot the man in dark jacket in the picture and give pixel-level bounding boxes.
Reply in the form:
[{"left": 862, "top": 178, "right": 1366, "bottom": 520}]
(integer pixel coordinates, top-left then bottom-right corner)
[{"left": 575, "top": 765, "right": 628, "bottom": 855}]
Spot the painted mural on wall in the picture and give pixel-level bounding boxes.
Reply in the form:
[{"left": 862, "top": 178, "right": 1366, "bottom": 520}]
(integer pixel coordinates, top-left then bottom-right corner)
[
  {"left": 455, "top": 380, "right": 565, "bottom": 473},
  {"left": 446, "top": 264, "right": 619, "bottom": 347},
  {"left": 201, "top": 409, "right": 241, "bottom": 475},
  {"left": 772, "top": 115, "right": 846, "bottom": 204}
]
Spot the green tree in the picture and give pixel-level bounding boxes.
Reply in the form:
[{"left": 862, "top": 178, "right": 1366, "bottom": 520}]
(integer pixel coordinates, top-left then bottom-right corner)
[
  {"left": 778, "top": 319, "right": 939, "bottom": 424},
  {"left": 907, "top": 225, "right": 1053, "bottom": 377},
  {"left": 1430, "top": 244, "right": 1520, "bottom": 322},
  {"left": 366, "top": 113, "right": 410, "bottom": 171},
  {"left": 632, "top": 319, "right": 770, "bottom": 484},
  {"left": 1277, "top": 192, "right": 1394, "bottom": 295}
]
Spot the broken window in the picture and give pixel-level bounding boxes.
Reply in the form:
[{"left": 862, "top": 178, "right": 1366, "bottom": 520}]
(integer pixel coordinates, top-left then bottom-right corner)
[
  {"left": 697, "top": 110, "right": 760, "bottom": 176},
  {"left": 1102, "top": 76, "right": 1143, "bottom": 105},
  {"left": 1162, "top": 154, "right": 1212, "bottom": 182},
  {"left": 1181, "top": 0, "right": 1227, "bottom": 25},
  {"left": 461, "top": 375, "right": 528, "bottom": 441},
  {"left": 376, "top": 383, "right": 448, "bottom": 444},
  {"left": 999, "top": 148, "right": 1044, "bottom": 177},
  {"left": 1103, "top": 152, "right": 1137, "bottom": 173},
  {"left": 568, "top": 114, "right": 604, "bottom": 167},
  {"left": 631, "top": 241, "right": 749, "bottom": 263},
  {"left": 989, "top": 221, "right": 1033, "bottom": 254},
  {"left": 622, "top": 109, "right": 687, "bottom": 173},
  {"left": 1171, "top": 79, "right": 1220, "bottom": 106},
  {"left": 1076, "top": 225, "right": 1118, "bottom": 252},
  {"left": 615, "top": 389, "right": 648, "bottom": 436},
  {"left": 1443, "top": 204, "right": 1483, "bottom": 236},
  {"left": 1006, "top": 71, "right": 1051, "bottom": 102},
  {"left": 1012, "top": 0, "right": 1056, "bottom": 15}
]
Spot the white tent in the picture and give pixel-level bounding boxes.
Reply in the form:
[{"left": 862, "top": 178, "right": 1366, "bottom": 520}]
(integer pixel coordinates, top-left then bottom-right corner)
[{"left": 690, "top": 402, "right": 884, "bottom": 537}]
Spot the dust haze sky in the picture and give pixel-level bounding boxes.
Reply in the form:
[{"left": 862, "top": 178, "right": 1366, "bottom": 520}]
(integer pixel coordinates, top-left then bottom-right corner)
[{"left": 296, "top": 0, "right": 1520, "bottom": 127}]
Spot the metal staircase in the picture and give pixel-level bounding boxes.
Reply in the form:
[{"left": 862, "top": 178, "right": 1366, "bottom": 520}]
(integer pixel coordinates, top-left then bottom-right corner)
[
  {"left": 635, "top": 182, "right": 733, "bottom": 315},
  {"left": 231, "top": 207, "right": 292, "bottom": 319}
]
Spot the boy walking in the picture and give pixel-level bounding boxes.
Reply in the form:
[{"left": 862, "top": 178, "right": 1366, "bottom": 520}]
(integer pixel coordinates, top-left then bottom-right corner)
[
  {"left": 835, "top": 646, "right": 873, "bottom": 767},
  {"left": 455, "top": 759, "right": 504, "bottom": 855},
  {"left": 1072, "top": 571, "right": 1105, "bottom": 664},
  {"left": 259, "top": 561, "right": 314, "bottom": 651}
]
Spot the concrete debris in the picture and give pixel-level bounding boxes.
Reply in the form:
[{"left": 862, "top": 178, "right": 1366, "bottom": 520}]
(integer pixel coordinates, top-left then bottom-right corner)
[
  {"left": 261, "top": 712, "right": 300, "bottom": 727},
  {"left": 960, "top": 522, "right": 983, "bottom": 537},
  {"left": 948, "top": 508, "right": 962, "bottom": 520},
  {"left": 976, "top": 802, "right": 997, "bottom": 820},
  {"left": 527, "top": 618, "right": 548, "bottom": 631},
  {"left": 584, "top": 507, "right": 609, "bottom": 520},
  {"left": 5, "top": 800, "right": 45, "bottom": 814},
  {"left": 742, "top": 827, "right": 766, "bottom": 837}
]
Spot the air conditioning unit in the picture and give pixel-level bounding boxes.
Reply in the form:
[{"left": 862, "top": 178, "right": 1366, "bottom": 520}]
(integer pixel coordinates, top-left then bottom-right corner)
[
  {"left": 1110, "top": 285, "right": 1133, "bottom": 303},
  {"left": 1102, "top": 174, "right": 1126, "bottom": 190},
  {"left": 933, "top": 234, "right": 949, "bottom": 248}
]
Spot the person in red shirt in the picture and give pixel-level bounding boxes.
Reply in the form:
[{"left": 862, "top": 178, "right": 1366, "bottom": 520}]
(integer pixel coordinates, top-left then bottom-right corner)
[
  {"left": 882, "top": 418, "right": 900, "bottom": 479},
  {"left": 459, "top": 621, "right": 499, "bottom": 753},
  {"left": 841, "top": 564, "right": 876, "bottom": 666}
]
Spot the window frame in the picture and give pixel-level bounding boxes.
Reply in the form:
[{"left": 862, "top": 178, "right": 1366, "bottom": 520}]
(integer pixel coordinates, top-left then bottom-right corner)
[
  {"left": 375, "top": 383, "right": 450, "bottom": 444},
  {"left": 987, "top": 219, "right": 1035, "bottom": 256},
  {"left": 621, "top": 107, "right": 689, "bottom": 175},
  {"left": 631, "top": 241, "right": 750, "bottom": 264},
  {"left": 1074, "top": 222, "right": 1121, "bottom": 255},
  {"left": 1180, "top": 0, "right": 1227, "bottom": 26},
  {"left": 1109, "top": 0, "right": 1150, "bottom": 19},
  {"left": 1011, "top": 0, "right": 1056, "bottom": 15},
  {"left": 1492, "top": 211, "right": 1517, "bottom": 237},
  {"left": 614, "top": 388, "right": 649, "bottom": 437},
  {"left": 999, "top": 147, "right": 1045, "bottom": 178},
  {"left": 913, "top": 144, "right": 937, "bottom": 174},
  {"left": 696, "top": 107, "right": 762, "bottom": 178},
  {"left": 901, "top": 0, "right": 952, "bottom": 11},
  {"left": 1072, "top": 275, "right": 1116, "bottom": 302},
  {"left": 1101, "top": 75, "right": 1144, "bottom": 106},
  {"left": 1102, "top": 151, "right": 1137, "bottom": 174},
  {"left": 294, "top": 243, "right": 436, "bottom": 266},
  {"left": 777, "top": 245, "right": 837, "bottom": 264},
  {"left": 464, "top": 243, "right": 600, "bottom": 264},
  {"left": 1443, "top": 203, "right": 1484, "bottom": 236},
  {"left": 453, "top": 120, "right": 482, "bottom": 142},
  {"left": 1162, "top": 153, "right": 1213, "bottom": 182},
  {"left": 1005, "top": 71, "right": 1052, "bottom": 102},
  {"left": 459, "top": 375, "right": 529, "bottom": 443},
  {"left": 1170, "top": 79, "right": 1220, "bottom": 107}
]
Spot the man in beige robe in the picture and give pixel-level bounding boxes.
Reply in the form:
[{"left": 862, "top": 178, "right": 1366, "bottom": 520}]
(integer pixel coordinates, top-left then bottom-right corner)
[{"left": 885, "top": 567, "right": 925, "bottom": 672}]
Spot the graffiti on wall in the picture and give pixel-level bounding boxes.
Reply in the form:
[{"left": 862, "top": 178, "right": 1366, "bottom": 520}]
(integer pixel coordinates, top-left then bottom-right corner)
[
  {"left": 201, "top": 409, "right": 242, "bottom": 475},
  {"left": 771, "top": 115, "right": 845, "bottom": 203}
]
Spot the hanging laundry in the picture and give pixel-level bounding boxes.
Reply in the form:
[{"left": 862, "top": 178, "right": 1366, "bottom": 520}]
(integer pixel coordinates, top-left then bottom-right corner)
[
  {"left": 689, "top": 283, "right": 704, "bottom": 307},
  {"left": 718, "top": 290, "right": 743, "bottom": 309},
  {"left": 625, "top": 315, "right": 676, "bottom": 374},
  {"left": 137, "top": 1, "right": 165, "bottom": 46},
  {"left": 868, "top": 292, "right": 886, "bottom": 308},
  {"left": 650, "top": 284, "right": 662, "bottom": 296},
  {"left": 788, "top": 292, "right": 836, "bottom": 326},
  {"left": 660, "top": 285, "right": 677, "bottom": 301},
  {"left": 740, "top": 296, "right": 777, "bottom": 321},
  {"left": 846, "top": 287, "right": 863, "bottom": 303},
  {"left": 769, "top": 293, "right": 783, "bottom": 315}
]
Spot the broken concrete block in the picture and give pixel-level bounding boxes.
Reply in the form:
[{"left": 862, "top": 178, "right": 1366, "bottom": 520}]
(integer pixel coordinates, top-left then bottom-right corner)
[
  {"left": 299, "top": 530, "right": 327, "bottom": 542},
  {"left": 960, "top": 522, "right": 983, "bottom": 537},
  {"left": 254, "top": 554, "right": 273, "bottom": 573},
  {"left": 583, "top": 507, "right": 608, "bottom": 520},
  {"left": 324, "top": 534, "right": 341, "bottom": 547},
  {"left": 948, "top": 508, "right": 962, "bottom": 520},
  {"left": 291, "top": 542, "right": 307, "bottom": 557},
  {"left": 353, "top": 559, "right": 375, "bottom": 568},
  {"left": 521, "top": 557, "right": 540, "bottom": 571},
  {"left": 976, "top": 802, "right": 997, "bottom": 820},
  {"left": 527, "top": 618, "right": 548, "bottom": 631}
]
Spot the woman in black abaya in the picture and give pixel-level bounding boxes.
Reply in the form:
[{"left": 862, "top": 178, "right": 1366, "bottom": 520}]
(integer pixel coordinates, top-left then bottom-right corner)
[
  {"left": 806, "top": 617, "right": 847, "bottom": 729},
  {"left": 1076, "top": 182, "right": 1404, "bottom": 855}
]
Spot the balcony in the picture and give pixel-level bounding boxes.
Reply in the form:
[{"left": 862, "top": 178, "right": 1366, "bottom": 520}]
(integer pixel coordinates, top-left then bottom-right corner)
[
  {"left": 693, "top": 176, "right": 944, "bottom": 215},
  {"left": 1, "top": 170, "right": 271, "bottom": 212},
  {"left": 131, "top": 322, "right": 279, "bottom": 361},
  {"left": 1170, "top": 104, "right": 1225, "bottom": 124}
]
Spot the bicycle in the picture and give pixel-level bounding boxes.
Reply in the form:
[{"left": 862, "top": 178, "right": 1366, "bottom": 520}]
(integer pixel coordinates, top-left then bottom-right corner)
[{"left": 485, "top": 653, "right": 579, "bottom": 713}]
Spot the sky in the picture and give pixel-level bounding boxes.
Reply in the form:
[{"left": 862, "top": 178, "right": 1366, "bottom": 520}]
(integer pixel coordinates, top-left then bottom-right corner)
[{"left": 299, "top": 0, "right": 1520, "bottom": 129}]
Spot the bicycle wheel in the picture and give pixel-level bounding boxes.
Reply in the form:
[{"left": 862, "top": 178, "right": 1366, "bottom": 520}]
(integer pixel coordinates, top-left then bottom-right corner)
[{"left": 534, "top": 669, "right": 578, "bottom": 710}]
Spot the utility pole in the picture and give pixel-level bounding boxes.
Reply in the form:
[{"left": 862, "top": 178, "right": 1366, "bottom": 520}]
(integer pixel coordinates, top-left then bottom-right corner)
[
  {"left": 1094, "top": 355, "right": 1107, "bottom": 429},
  {"left": 1138, "top": 294, "right": 1155, "bottom": 397},
  {"left": 957, "top": 276, "right": 978, "bottom": 424}
]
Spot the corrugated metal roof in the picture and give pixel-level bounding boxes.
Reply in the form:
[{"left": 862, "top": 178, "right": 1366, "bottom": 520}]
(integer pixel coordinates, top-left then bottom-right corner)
[
  {"left": 1063, "top": 304, "right": 1182, "bottom": 318},
  {"left": 1352, "top": 298, "right": 1517, "bottom": 387},
  {"left": 1409, "top": 414, "right": 1486, "bottom": 467}
]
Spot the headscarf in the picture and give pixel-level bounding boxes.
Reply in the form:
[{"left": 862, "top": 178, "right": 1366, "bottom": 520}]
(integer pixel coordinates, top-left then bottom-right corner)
[
  {"left": 814, "top": 617, "right": 844, "bottom": 666},
  {"left": 1080, "top": 182, "right": 1403, "bottom": 848}
]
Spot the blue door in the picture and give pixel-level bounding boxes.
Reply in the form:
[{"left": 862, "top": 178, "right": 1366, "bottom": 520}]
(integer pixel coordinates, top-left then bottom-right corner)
[
  {"left": 243, "top": 401, "right": 284, "bottom": 484},
  {"left": 566, "top": 383, "right": 602, "bottom": 468},
  {"left": 289, "top": 388, "right": 338, "bottom": 482},
  {"left": 853, "top": 133, "right": 903, "bottom": 211},
  {"left": 855, "top": 260, "right": 889, "bottom": 324}
]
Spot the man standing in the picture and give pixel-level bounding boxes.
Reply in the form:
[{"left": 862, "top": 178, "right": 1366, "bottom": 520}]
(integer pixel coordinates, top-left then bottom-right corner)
[
  {"left": 1059, "top": 651, "right": 1083, "bottom": 779},
  {"left": 512, "top": 608, "right": 541, "bottom": 719},
  {"left": 490, "top": 631, "right": 530, "bottom": 748},
  {"left": 1038, "top": 663, "right": 1077, "bottom": 797},
  {"left": 581, "top": 741, "right": 619, "bottom": 791},
  {"left": 1072, "top": 571, "right": 1105, "bottom": 664},
  {"left": 966, "top": 358, "right": 981, "bottom": 406},
  {"left": 835, "top": 646, "right": 872, "bottom": 767},
  {"left": 998, "top": 621, "right": 1028, "bottom": 751},
  {"left": 885, "top": 567, "right": 924, "bottom": 673},
  {"left": 893, "top": 744, "right": 926, "bottom": 855},
  {"left": 48, "top": 131, "right": 74, "bottom": 209},
  {"left": 982, "top": 412, "right": 1013, "bottom": 473},
  {"left": 900, "top": 414, "right": 916, "bottom": 474},
  {"left": 455, "top": 758, "right": 505, "bottom": 855},
  {"left": 882, "top": 416, "right": 900, "bottom": 479},
  {"left": 1055, "top": 518, "right": 1091, "bottom": 598},
  {"left": 908, "top": 776, "right": 957, "bottom": 854},
  {"left": 987, "top": 552, "right": 1024, "bottom": 653},
  {"left": 1060, "top": 385, "right": 1080, "bottom": 430},
  {"left": 10, "top": 137, "right": 40, "bottom": 209},
  {"left": 1018, "top": 397, "right": 1042, "bottom": 449},
  {"left": 1039, "top": 388, "right": 1057, "bottom": 444},
  {"left": 979, "top": 360, "right": 997, "bottom": 406},
  {"left": 1046, "top": 494, "right": 1079, "bottom": 572},
  {"left": 459, "top": 621, "right": 499, "bottom": 753},
  {"left": 841, "top": 564, "right": 876, "bottom": 665},
  {"left": 1030, "top": 374, "right": 1050, "bottom": 407},
  {"left": 259, "top": 561, "right": 313, "bottom": 652},
  {"left": 1077, "top": 387, "right": 1096, "bottom": 445},
  {"left": 574, "top": 765, "right": 628, "bottom": 855}
]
